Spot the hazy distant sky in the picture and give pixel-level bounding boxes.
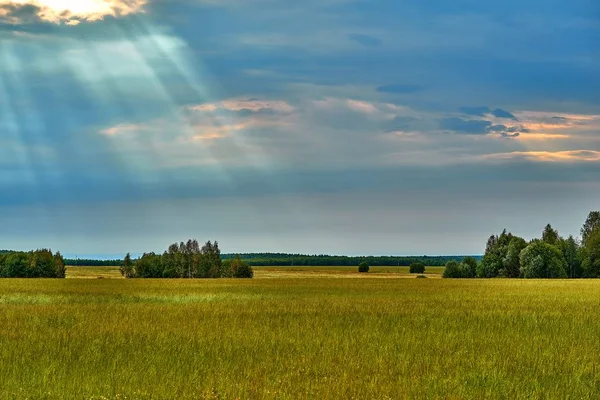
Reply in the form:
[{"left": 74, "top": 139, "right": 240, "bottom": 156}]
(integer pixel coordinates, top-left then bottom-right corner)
[{"left": 0, "top": 0, "right": 599, "bottom": 257}]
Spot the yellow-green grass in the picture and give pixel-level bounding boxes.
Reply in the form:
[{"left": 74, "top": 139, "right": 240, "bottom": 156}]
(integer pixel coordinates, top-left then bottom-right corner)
[
  {"left": 253, "top": 266, "right": 444, "bottom": 279},
  {"left": 67, "top": 266, "right": 123, "bottom": 279},
  {"left": 1, "top": 274, "right": 599, "bottom": 399},
  {"left": 65, "top": 266, "right": 445, "bottom": 280}
]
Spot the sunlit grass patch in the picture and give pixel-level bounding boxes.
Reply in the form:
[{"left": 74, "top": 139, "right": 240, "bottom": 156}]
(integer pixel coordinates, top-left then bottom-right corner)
[{"left": 0, "top": 293, "right": 56, "bottom": 304}]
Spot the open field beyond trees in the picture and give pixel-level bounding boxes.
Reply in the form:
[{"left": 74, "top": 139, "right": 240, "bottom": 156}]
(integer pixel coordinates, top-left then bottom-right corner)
[{"left": 1, "top": 266, "right": 599, "bottom": 399}]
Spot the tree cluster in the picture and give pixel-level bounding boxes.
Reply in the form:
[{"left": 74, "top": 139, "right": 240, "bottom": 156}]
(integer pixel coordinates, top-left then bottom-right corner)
[
  {"left": 120, "top": 240, "right": 253, "bottom": 279},
  {"left": 0, "top": 249, "right": 66, "bottom": 278},
  {"left": 443, "top": 211, "right": 600, "bottom": 279}
]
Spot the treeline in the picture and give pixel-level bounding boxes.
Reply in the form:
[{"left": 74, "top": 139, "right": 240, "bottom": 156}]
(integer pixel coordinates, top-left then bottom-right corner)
[
  {"left": 121, "top": 240, "right": 253, "bottom": 279},
  {"left": 70, "top": 254, "right": 479, "bottom": 267},
  {"left": 443, "top": 211, "right": 600, "bottom": 279},
  {"left": 0, "top": 249, "right": 66, "bottom": 278},
  {"left": 221, "top": 253, "right": 475, "bottom": 267},
  {"left": 65, "top": 259, "right": 123, "bottom": 267}
]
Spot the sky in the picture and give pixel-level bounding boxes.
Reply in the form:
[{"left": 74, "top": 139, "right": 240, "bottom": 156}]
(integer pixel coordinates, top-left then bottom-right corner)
[{"left": 0, "top": 0, "right": 599, "bottom": 257}]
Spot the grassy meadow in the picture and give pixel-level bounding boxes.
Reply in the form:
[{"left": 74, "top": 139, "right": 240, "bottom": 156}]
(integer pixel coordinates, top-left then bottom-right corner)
[{"left": 1, "top": 267, "right": 599, "bottom": 399}]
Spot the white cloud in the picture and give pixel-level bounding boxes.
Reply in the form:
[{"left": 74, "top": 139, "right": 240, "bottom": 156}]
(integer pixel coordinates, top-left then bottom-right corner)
[
  {"left": 188, "top": 99, "right": 295, "bottom": 113},
  {"left": 0, "top": 0, "right": 146, "bottom": 24}
]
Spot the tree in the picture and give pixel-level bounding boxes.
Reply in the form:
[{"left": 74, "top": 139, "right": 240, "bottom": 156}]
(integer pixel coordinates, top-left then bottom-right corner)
[
  {"left": 203, "top": 241, "right": 222, "bottom": 278},
  {"left": 135, "top": 253, "right": 162, "bottom": 278},
  {"left": 581, "top": 229, "right": 600, "bottom": 278},
  {"left": 479, "top": 229, "right": 517, "bottom": 278},
  {"left": 503, "top": 237, "right": 527, "bottom": 278},
  {"left": 54, "top": 251, "right": 66, "bottom": 278},
  {"left": 409, "top": 262, "right": 425, "bottom": 274},
  {"left": 28, "top": 249, "right": 60, "bottom": 278},
  {"left": 520, "top": 241, "right": 567, "bottom": 279},
  {"left": 477, "top": 253, "right": 503, "bottom": 278},
  {"left": 559, "top": 236, "right": 581, "bottom": 278},
  {"left": 443, "top": 260, "right": 461, "bottom": 278},
  {"left": 0, "top": 250, "right": 66, "bottom": 278},
  {"left": 121, "top": 253, "right": 135, "bottom": 278},
  {"left": 542, "top": 224, "right": 560, "bottom": 246},
  {"left": 358, "top": 262, "right": 370, "bottom": 273},
  {"left": 2, "top": 253, "right": 28, "bottom": 278},
  {"left": 581, "top": 211, "right": 600, "bottom": 245},
  {"left": 460, "top": 257, "right": 478, "bottom": 278}
]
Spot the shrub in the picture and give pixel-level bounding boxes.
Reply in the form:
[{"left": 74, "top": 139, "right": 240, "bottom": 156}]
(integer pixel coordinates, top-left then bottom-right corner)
[
  {"left": 416, "top": 275, "right": 427, "bottom": 279},
  {"left": 358, "top": 262, "right": 370, "bottom": 273},
  {"left": 228, "top": 256, "right": 254, "bottom": 278},
  {"left": 409, "top": 262, "right": 425, "bottom": 274}
]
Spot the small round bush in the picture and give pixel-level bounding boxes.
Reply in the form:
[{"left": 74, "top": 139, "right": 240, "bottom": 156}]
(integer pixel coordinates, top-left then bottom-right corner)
[
  {"left": 409, "top": 262, "right": 425, "bottom": 274},
  {"left": 416, "top": 274, "right": 427, "bottom": 279},
  {"left": 358, "top": 262, "right": 370, "bottom": 273}
]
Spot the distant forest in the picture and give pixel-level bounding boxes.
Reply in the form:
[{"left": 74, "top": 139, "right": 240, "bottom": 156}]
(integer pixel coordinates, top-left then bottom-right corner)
[{"left": 64, "top": 254, "right": 479, "bottom": 267}]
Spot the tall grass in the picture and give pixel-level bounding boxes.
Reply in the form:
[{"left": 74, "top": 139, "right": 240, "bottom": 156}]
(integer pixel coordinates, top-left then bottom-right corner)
[{"left": 0, "top": 276, "right": 599, "bottom": 398}]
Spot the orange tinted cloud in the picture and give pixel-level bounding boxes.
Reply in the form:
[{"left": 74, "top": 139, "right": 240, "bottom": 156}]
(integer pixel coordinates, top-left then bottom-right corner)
[
  {"left": 515, "top": 133, "right": 570, "bottom": 140},
  {"left": 482, "top": 150, "right": 600, "bottom": 163},
  {"left": 190, "top": 123, "right": 249, "bottom": 141}
]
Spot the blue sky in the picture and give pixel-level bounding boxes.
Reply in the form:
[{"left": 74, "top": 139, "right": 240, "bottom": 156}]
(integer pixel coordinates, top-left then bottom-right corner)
[{"left": 0, "top": 0, "right": 599, "bottom": 257}]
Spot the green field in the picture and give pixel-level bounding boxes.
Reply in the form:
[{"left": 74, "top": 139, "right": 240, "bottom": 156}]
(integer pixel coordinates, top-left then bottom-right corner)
[{"left": 1, "top": 267, "right": 599, "bottom": 399}]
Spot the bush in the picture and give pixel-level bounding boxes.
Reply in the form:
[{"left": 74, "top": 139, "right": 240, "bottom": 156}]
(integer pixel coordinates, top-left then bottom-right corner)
[
  {"left": 443, "top": 260, "right": 462, "bottom": 278},
  {"left": 229, "top": 256, "right": 254, "bottom": 278},
  {"left": 409, "top": 262, "right": 425, "bottom": 274},
  {"left": 358, "top": 262, "right": 370, "bottom": 273},
  {"left": 416, "top": 275, "right": 427, "bottom": 279}
]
